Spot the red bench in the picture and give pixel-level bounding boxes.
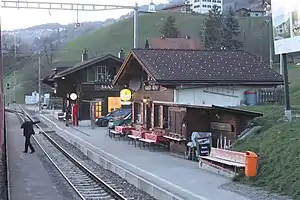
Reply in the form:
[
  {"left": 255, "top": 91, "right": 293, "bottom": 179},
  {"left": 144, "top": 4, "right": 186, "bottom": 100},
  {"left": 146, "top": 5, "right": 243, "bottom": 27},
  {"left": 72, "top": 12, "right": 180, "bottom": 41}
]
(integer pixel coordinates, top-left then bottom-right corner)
[
  {"left": 138, "top": 133, "right": 169, "bottom": 151},
  {"left": 198, "top": 148, "right": 246, "bottom": 178}
]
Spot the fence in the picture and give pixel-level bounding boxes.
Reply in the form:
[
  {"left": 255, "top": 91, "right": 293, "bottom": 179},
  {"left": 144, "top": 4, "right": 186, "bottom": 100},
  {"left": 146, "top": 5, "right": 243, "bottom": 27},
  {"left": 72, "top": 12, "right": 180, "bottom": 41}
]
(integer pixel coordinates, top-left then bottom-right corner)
[{"left": 257, "top": 88, "right": 285, "bottom": 105}]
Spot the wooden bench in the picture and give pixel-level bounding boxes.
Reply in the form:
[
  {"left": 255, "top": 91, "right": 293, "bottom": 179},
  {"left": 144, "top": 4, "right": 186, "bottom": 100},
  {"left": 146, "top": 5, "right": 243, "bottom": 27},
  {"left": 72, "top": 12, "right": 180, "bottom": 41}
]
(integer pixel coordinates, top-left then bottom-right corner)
[
  {"left": 109, "top": 130, "right": 122, "bottom": 140},
  {"left": 198, "top": 148, "right": 246, "bottom": 178},
  {"left": 127, "top": 135, "right": 142, "bottom": 147},
  {"left": 138, "top": 138, "right": 156, "bottom": 150}
]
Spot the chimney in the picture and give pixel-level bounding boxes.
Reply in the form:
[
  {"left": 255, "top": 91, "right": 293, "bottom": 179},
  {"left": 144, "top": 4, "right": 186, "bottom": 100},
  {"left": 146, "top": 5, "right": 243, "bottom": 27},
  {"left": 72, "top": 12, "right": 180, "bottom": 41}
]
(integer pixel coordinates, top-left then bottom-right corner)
[
  {"left": 118, "top": 48, "right": 125, "bottom": 60},
  {"left": 81, "top": 48, "right": 88, "bottom": 62},
  {"left": 145, "top": 37, "right": 150, "bottom": 48}
]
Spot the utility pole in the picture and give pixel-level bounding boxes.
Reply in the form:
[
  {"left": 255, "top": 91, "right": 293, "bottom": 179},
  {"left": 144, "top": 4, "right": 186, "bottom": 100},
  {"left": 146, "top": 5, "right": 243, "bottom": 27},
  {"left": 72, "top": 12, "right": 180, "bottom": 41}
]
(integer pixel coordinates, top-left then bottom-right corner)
[
  {"left": 133, "top": 2, "right": 139, "bottom": 48},
  {"left": 38, "top": 54, "right": 41, "bottom": 112}
]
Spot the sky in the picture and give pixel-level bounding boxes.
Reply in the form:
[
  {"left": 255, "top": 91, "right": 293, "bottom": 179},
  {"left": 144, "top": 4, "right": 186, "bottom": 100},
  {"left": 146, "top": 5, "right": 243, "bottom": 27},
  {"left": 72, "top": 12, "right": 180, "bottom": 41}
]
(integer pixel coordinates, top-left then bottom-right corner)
[{"left": 0, "top": 0, "right": 167, "bottom": 30}]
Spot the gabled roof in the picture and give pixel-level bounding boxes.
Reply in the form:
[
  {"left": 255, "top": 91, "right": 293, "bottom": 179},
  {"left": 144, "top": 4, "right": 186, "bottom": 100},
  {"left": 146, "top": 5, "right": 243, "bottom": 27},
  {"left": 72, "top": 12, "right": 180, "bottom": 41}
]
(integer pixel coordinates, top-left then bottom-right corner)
[
  {"left": 54, "top": 54, "right": 124, "bottom": 78},
  {"left": 114, "top": 48, "right": 283, "bottom": 86}
]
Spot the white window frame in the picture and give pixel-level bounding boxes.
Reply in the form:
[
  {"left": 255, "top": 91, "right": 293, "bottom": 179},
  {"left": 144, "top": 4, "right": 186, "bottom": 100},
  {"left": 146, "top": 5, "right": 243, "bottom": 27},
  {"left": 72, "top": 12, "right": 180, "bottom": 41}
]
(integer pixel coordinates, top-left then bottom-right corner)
[{"left": 97, "top": 66, "right": 109, "bottom": 81}]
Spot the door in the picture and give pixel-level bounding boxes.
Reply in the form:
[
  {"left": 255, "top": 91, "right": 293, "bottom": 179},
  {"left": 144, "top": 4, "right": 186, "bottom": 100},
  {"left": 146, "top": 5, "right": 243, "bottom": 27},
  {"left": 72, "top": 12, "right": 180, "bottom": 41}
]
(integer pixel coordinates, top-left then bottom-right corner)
[{"left": 108, "top": 97, "right": 121, "bottom": 112}]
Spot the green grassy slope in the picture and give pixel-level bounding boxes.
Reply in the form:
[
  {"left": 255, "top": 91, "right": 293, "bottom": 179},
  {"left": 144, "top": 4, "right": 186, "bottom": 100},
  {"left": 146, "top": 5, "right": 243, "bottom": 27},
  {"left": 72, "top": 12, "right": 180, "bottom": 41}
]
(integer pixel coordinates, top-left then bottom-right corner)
[
  {"left": 59, "top": 12, "right": 271, "bottom": 62},
  {"left": 233, "top": 65, "right": 300, "bottom": 199}
]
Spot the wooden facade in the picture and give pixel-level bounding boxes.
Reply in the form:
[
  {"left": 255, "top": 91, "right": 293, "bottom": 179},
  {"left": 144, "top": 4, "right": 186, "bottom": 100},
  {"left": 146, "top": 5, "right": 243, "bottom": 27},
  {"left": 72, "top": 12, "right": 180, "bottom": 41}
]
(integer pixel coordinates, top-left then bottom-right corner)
[
  {"left": 43, "top": 53, "right": 124, "bottom": 120},
  {"left": 114, "top": 49, "right": 264, "bottom": 156}
]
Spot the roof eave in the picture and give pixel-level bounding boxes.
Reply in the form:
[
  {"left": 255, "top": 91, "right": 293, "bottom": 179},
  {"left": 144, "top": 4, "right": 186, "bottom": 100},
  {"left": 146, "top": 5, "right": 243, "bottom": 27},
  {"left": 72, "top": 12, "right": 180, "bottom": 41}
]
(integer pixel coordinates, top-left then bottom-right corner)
[
  {"left": 58, "top": 54, "right": 123, "bottom": 78},
  {"left": 157, "top": 80, "right": 284, "bottom": 86}
]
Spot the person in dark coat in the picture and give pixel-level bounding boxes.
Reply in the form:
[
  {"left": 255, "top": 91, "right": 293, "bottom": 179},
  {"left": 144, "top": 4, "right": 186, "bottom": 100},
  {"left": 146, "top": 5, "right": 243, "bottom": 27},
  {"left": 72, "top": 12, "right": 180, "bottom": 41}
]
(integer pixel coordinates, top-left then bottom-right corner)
[{"left": 20, "top": 118, "right": 40, "bottom": 153}]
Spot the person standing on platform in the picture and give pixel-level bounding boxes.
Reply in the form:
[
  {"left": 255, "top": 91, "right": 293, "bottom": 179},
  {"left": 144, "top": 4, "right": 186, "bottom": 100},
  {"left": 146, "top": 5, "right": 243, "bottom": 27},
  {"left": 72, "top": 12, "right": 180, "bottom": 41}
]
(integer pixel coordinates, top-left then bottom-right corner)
[{"left": 20, "top": 118, "right": 40, "bottom": 153}]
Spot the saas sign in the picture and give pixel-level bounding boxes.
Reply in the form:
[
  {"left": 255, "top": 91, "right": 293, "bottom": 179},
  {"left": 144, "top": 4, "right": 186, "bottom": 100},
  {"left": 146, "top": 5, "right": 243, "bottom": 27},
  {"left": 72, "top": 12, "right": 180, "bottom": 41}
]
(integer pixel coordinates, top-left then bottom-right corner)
[
  {"left": 120, "top": 89, "right": 132, "bottom": 102},
  {"left": 272, "top": 0, "right": 300, "bottom": 54}
]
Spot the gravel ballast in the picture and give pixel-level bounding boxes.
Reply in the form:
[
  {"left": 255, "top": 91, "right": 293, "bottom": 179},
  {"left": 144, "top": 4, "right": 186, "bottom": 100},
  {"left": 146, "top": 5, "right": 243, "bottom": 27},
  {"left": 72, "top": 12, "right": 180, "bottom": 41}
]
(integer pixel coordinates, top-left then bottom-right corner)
[
  {"left": 31, "top": 137, "right": 83, "bottom": 200},
  {"left": 45, "top": 130, "right": 157, "bottom": 200}
]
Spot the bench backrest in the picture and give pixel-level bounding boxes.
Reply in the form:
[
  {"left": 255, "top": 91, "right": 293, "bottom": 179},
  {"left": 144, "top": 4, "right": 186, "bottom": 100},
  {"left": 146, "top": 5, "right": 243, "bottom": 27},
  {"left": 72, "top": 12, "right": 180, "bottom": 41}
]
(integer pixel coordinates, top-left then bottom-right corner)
[{"left": 210, "top": 148, "right": 245, "bottom": 164}]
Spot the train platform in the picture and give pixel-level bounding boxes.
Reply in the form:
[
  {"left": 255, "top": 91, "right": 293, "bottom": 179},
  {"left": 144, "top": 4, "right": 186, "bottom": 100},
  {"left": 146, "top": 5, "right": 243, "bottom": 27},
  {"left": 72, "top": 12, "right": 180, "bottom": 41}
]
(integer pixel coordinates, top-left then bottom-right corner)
[
  {"left": 34, "top": 110, "right": 250, "bottom": 200},
  {"left": 6, "top": 112, "right": 64, "bottom": 200}
]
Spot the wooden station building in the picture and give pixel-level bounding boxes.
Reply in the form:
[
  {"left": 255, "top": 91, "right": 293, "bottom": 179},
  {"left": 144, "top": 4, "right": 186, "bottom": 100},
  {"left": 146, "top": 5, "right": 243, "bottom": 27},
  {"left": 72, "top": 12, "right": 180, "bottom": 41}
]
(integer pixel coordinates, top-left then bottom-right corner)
[
  {"left": 43, "top": 49, "right": 125, "bottom": 121},
  {"left": 113, "top": 48, "right": 282, "bottom": 155}
]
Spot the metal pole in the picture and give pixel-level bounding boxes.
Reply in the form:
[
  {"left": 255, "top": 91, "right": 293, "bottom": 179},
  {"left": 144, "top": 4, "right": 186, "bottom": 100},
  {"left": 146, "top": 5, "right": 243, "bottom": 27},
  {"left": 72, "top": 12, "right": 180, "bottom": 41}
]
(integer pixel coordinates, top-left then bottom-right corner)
[
  {"left": 38, "top": 54, "right": 41, "bottom": 112},
  {"left": 13, "top": 71, "right": 16, "bottom": 102},
  {"left": 268, "top": 20, "right": 273, "bottom": 69},
  {"left": 133, "top": 2, "right": 138, "bottom": 48},
  {"left": 280, "top": 54, "right": 283, "bottom": 75},
  {"left": 282, "top": 53, "right": 292, "bottom": 121}
]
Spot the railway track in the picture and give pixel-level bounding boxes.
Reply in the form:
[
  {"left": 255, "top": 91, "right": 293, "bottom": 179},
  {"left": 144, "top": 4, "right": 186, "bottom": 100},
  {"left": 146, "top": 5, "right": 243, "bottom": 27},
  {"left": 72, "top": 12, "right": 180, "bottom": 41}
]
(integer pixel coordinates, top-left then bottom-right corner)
[{"left": 13, "top": 105, "right": 130, "bottom": 200}]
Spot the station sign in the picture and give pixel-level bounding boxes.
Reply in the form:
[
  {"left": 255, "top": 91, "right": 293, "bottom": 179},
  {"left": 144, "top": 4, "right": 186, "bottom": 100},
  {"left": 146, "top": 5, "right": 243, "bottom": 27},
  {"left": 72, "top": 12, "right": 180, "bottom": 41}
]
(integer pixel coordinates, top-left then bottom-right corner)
[{"left": 120, "top": 88, "right": 132, "bottom": 102}]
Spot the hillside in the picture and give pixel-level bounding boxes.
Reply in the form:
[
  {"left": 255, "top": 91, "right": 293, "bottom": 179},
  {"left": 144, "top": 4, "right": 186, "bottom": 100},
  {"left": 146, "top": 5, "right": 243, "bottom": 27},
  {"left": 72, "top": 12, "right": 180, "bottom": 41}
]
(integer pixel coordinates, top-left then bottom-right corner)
[
  {"left": 59, "top": 12, "right": 272, "bottom": 63},
  {"left": 231, "top": 64, "right": 300, "bottom": 199}
]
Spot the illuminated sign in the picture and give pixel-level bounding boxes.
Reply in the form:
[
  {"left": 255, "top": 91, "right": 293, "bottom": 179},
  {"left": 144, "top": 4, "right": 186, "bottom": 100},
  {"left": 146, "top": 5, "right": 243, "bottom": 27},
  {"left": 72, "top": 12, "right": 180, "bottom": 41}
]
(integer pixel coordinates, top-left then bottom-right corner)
[{"left": 120, "top": 89, "right": 132, "bottom": 102}]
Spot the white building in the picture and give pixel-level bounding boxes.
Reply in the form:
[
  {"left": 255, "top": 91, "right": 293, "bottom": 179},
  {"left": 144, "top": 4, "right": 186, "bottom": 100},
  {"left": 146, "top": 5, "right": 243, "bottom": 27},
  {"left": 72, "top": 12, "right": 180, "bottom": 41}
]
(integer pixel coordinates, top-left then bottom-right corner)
[
  {"left": 186, "top": 0, "right": 223, "bottom": 14},
  {"left": 148, "top": 1, "right": 156, "bottom": 13},
  {"left": 174, "top": 85, "right": 260, "bottom": 107}
]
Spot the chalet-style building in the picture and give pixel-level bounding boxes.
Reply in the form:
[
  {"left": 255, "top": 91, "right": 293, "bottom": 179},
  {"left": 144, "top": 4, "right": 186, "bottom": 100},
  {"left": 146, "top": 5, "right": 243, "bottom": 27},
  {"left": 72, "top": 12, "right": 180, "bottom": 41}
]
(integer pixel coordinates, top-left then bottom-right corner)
[
  {"left": 235, "top": 6, "right": 266, "bottom": 17},
  {"left": 43, "top": 49, "right": 125, "bottom": 121},
  {"left": 113, "top": 48, "right": 282, "bottom": 155}
]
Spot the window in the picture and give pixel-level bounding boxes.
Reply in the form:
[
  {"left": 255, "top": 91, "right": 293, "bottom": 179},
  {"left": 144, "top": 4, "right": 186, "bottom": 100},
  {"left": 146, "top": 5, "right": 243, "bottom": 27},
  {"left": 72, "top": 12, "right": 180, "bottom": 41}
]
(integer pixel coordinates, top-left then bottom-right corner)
[
  {"left": 207, "top": 5, "right": 211, "bottom": 8},
  {"left": 134, "top": 103, "right": 142, "bottom": 124},
  {"left": 163, "top": 106, "right": 169, "bottom": 129},
  {"left": 154, "top": 105, "right": 161, "bottom": 127},
  {"left": 97, "top": 66, "right": 109, "bottom": 81},
  {"left": 87, "top": 68, "right": 96, "bottom": 82},
  {"left": 194, "top": 5, "right": 200, "bottom": 8},
  {"left": 202, "top": 5, "right": 207, "bottom": 7}
]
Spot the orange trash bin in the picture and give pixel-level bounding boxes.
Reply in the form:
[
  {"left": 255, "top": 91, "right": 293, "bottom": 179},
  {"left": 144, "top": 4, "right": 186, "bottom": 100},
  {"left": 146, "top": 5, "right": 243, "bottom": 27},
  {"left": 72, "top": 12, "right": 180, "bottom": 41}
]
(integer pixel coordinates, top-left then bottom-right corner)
[{"left": 245, "top": 151, "right": 259, "bottom": 177}]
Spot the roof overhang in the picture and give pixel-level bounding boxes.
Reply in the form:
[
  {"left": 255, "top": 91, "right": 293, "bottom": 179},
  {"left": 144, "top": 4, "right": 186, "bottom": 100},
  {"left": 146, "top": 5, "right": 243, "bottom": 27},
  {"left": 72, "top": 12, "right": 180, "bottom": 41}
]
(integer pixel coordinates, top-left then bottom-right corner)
[
  {"left": 158, "top": 80, "right": 284, "bottom": 87},
  {"left": 153, "top": 101, "right": 263, "bottom": 117},
  {"left": 56, "top": 54, "right": 124, "bottom": 79}
]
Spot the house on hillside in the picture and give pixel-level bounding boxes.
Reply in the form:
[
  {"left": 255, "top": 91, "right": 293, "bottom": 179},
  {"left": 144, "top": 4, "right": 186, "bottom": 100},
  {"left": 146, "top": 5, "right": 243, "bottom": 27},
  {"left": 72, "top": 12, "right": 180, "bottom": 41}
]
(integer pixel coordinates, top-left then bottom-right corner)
[
  {"left": 149, "top": 36, "right": 202, "bottom": 49},
  {"left": 161, "top": 3, "right": 192, "bottom": 13},
  {"left": 187, "top": 0, "right": 223, "bottom": 14},
  {"left": 43, "top": 49, "right": 125, "bottom": 122},
  {"left": 114, "top": 49, "right": 283, "bottom": 108},
  {"left": 235, "top": 6, "right": 266, "bottom": 17}
]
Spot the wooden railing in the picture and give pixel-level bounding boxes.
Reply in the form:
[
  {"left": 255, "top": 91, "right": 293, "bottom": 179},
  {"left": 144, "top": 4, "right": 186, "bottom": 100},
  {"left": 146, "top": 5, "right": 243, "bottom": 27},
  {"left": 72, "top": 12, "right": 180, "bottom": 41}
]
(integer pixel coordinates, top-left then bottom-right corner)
[{"left": 257, "top": 88, "right": 284, "bottom": 105}]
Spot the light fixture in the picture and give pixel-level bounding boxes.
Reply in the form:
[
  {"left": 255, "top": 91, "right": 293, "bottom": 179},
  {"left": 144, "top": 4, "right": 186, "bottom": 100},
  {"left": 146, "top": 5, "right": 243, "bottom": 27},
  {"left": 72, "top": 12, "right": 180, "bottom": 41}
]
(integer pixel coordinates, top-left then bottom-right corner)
[
  {"left": 70, "top": 93, "right": 78, "bottom": 101},
  {"left": 62, "top": 77, "right": 66, "bottom": 80},
  {"left": 142, "top": 96, "right": 150, "bottom": 104}
]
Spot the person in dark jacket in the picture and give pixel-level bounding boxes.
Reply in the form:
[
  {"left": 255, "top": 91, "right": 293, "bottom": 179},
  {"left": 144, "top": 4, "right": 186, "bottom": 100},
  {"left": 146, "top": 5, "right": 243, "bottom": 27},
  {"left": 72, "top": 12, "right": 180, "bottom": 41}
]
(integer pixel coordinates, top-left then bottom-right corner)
[{"left": 20, "top": 118, "right": 40, "bottom": 153}]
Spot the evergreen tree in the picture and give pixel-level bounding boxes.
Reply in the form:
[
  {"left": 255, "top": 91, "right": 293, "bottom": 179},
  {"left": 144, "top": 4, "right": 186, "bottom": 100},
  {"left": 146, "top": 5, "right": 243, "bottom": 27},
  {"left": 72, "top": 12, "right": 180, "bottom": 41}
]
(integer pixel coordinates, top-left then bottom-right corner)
[
  {"left": 203, "top": 5, "right": 223, "bottom": 49},
  {"left": 159, "top": 16, "right": 180, "bottom": 38},
  {"left": 221, "top": 7, "right": 243, "bottom": 49}
]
